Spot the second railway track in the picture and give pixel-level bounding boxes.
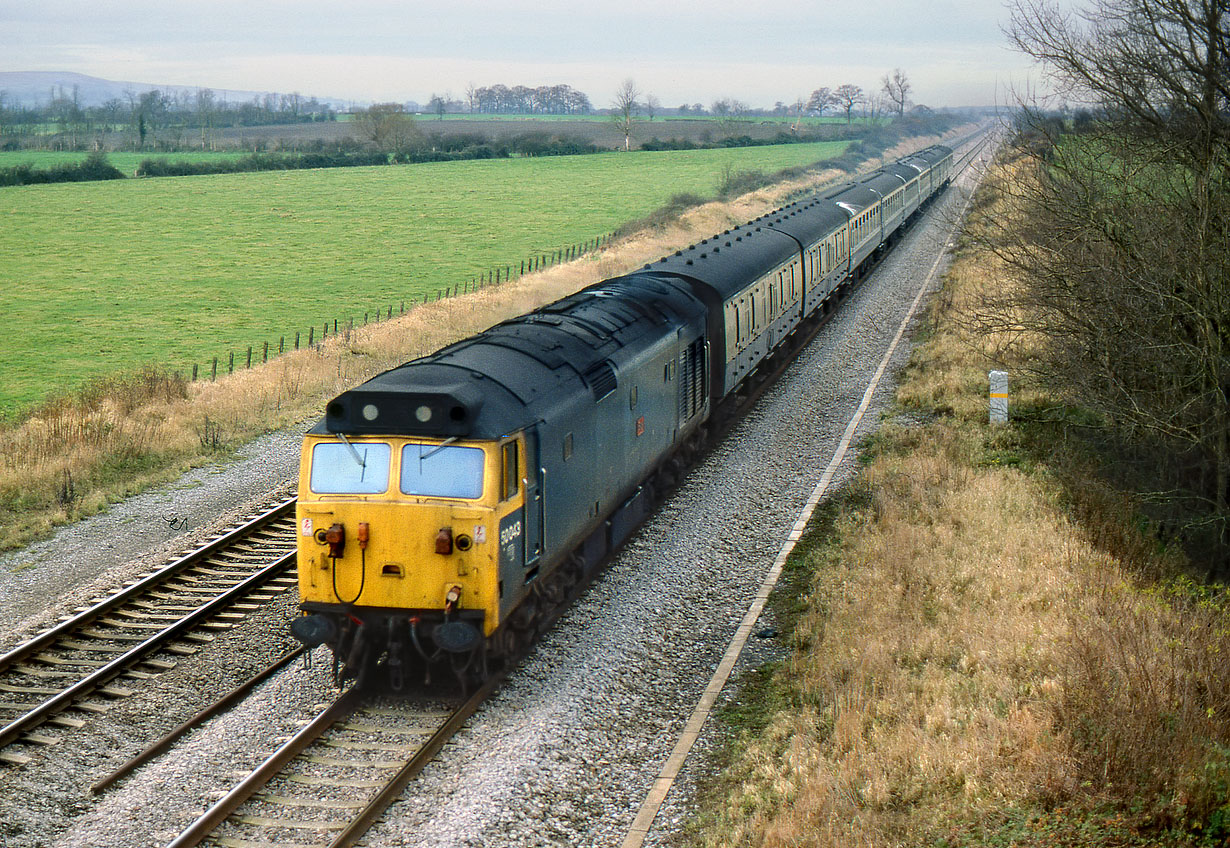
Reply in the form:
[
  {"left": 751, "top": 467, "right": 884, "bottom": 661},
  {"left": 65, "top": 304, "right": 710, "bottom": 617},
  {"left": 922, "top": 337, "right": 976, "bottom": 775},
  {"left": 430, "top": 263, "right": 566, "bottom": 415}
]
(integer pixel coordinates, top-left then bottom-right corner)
[
  {"left": 166, "top": 678, "right": 498, "bottom": 848},
  {"left": 0, "top": 495, "right": 300, "bottom": 764}
]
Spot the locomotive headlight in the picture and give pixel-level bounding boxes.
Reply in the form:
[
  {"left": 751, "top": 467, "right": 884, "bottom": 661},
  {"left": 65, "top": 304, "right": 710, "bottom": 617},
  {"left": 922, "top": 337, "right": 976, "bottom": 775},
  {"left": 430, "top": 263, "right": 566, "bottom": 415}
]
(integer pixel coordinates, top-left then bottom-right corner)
[
  {"left": 415, "top": 404, "right": 433, "bottom": 423},
  {"left": 361, "top": 403, "right": 379, "bottom": 422}
]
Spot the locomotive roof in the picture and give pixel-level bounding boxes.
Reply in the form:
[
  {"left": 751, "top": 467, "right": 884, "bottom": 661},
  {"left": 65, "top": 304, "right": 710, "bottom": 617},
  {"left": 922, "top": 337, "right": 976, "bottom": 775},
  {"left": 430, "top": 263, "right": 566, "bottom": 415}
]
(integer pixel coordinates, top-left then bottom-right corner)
[{"left": 311, "top": 272, "right": 706, "bottom": 440}]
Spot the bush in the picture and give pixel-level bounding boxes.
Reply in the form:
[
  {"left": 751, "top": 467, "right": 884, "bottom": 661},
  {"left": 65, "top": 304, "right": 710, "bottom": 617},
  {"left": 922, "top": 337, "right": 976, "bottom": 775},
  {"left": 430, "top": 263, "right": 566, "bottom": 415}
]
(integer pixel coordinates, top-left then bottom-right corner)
[
  {"left": 506, "top": 132, "right": 600, "bottom": 156},
  {"left": 0, "top": 151, "right": 125, "bottom": 186},
  {"left": 134, "top": 150, "right": 389, "bottom": 177}
]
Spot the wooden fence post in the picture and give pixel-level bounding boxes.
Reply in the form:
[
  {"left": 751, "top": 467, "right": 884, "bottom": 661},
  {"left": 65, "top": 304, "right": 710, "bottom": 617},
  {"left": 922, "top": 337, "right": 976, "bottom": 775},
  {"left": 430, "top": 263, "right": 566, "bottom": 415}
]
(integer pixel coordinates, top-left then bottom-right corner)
[
  {"left": 228, "top": 352, "right": 234, "bottom": 373},
  {"left": 212, "top": 358, "right": 218, "bottom": 380},
  {"left": 246, "top": 346, "right": 252, "bottom": 369}
]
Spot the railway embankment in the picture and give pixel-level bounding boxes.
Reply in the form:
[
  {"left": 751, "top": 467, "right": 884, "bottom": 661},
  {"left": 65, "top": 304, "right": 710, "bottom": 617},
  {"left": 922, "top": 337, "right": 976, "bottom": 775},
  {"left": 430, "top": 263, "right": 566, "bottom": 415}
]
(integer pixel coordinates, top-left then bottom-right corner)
[{"left": 685, "top": 153, "right": 1230, "bottom": 847}]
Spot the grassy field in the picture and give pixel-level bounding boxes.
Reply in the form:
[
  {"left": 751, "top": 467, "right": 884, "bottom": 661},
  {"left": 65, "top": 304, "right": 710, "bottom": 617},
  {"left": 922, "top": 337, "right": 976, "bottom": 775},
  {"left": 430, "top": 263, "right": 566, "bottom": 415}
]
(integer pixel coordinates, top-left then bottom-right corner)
[{"left": 0, "top": 141, "right": 847, "bottom": 417}]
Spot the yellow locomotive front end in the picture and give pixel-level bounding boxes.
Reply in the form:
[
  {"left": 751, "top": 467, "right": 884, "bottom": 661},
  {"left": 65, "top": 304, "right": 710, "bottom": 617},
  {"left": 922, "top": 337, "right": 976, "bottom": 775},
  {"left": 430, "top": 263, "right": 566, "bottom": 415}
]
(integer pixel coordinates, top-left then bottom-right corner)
[{"left": 292, "top": 431, "right": 528, "bottom": 686}]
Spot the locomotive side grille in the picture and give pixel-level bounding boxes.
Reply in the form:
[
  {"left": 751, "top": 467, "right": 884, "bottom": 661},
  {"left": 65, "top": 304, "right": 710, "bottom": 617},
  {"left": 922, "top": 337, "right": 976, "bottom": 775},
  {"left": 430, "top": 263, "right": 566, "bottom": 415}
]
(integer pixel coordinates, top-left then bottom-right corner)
[
  {"left": 679, "top": 339, "right": 705, "bottom": 421},
  {"left": 583, "top": 361, "right": 618, "bottom": 400}
]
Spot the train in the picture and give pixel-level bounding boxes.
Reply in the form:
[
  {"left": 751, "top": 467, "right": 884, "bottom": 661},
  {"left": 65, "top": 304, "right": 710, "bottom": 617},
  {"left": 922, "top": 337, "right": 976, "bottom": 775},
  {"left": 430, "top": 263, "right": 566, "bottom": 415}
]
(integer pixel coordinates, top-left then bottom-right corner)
[{"left": 290, "top": 144, "right": 955, "bottom": 687}]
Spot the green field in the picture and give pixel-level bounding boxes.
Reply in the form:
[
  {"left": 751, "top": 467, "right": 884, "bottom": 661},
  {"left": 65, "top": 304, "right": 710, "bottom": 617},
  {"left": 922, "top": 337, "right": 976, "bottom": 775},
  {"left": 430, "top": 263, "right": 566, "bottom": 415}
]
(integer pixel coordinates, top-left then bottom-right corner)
[{"left": 0, "top": 141, "right": 848, "bottom": 416}]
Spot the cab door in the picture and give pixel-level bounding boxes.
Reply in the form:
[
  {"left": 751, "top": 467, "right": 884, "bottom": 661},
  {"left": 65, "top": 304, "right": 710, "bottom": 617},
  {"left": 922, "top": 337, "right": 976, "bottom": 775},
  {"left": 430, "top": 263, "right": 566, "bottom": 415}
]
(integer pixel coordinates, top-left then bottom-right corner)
[{"left": 519, "top": 429, "right": 544, "bottom": 572}]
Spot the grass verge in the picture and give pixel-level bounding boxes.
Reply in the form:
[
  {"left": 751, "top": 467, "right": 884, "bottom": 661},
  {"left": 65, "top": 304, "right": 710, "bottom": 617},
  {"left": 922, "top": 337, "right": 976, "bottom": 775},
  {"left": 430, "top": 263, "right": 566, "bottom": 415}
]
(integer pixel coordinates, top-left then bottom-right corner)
[{"left": 687, "top": 156, "right": 1230, "bottom": 847}]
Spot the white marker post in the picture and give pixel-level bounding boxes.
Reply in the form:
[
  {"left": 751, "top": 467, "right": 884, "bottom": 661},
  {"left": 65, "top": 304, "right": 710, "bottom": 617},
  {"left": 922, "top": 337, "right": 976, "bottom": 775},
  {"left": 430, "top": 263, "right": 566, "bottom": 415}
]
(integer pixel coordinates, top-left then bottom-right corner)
[{"left": 989, "top": 370, "right": 1008, "bottom": 423}]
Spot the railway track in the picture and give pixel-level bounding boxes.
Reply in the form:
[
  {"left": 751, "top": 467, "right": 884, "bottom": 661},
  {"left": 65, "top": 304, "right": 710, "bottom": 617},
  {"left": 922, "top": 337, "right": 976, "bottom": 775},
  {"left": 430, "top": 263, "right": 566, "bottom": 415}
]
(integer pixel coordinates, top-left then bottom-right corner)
[
  {"left": 166, "top": 677, "right": 499, "bottom": 848},
  {"left": 0, "top": 495, "right": 299, "bottom": 765}
]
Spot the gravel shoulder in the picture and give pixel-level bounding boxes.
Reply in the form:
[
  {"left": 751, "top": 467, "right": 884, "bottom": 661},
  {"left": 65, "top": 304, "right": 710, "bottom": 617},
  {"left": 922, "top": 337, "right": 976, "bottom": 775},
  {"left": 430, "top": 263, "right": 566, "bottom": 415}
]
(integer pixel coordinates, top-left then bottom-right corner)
[{"left": 0, "top": 149, "right": 979, "bottom": 848}]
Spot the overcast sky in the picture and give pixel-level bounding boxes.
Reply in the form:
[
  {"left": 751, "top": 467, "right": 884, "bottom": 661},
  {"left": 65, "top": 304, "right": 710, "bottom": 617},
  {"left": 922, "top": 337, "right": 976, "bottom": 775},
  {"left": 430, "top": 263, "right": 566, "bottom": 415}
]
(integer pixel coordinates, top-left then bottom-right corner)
[{"left": 4, "top": 0, "right": 1038, "bottom": 109}]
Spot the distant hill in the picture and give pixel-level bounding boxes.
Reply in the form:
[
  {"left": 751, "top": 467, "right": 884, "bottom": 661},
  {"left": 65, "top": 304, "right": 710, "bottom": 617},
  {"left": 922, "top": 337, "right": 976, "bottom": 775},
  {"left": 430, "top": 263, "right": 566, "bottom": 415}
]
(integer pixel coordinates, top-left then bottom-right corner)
[{"left": 0, "top": 71, "right": 354, "bottom": 110}]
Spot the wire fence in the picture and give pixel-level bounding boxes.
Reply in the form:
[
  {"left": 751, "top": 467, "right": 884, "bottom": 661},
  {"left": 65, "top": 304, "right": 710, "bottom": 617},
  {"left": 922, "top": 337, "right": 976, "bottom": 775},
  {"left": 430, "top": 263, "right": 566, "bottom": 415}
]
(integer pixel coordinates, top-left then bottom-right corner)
[{"left": 180, "top": 231, "right": 618, "bottom": 383}]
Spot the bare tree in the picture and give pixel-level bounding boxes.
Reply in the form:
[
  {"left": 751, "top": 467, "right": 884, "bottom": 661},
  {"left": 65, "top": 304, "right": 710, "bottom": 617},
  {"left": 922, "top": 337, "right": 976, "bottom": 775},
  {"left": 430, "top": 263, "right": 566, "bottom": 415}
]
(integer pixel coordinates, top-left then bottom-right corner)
[
  {"left": 881, "top": 67, "right": 911, "bottom": 116},
  {"left": 611, "top": 79, "right": 639, "bottom": 150},
  {"left": 974, "top": 0, "right": 1230, "bottom": 571},
  {"left": 427, "top": 93, "right": 447, "bottom": 120},
  {"left": 645, "top": 93, "right": 661, "bottom": 121},
  {"left": 195, "top": 88, "right": 216, "bottom": 150},
  {"left": 711, "top": 98, "right": 749, "bottom": 137},
  {"left": 806, "top": 86, "right": 833, "bottom": 116},
  {"left": 790, "top": 95, "right": 808, "bottom": 131},
  {"left": 832, "top": 84, "right": 864, "bottom": 123}
]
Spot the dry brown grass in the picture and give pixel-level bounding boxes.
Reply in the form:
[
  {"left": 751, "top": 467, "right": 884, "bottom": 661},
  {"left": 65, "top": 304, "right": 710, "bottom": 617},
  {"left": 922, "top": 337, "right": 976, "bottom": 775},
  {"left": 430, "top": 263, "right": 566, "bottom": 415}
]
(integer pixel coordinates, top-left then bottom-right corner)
[{"left": 693, "top": 155, "right": 1230, "bottom": 847}]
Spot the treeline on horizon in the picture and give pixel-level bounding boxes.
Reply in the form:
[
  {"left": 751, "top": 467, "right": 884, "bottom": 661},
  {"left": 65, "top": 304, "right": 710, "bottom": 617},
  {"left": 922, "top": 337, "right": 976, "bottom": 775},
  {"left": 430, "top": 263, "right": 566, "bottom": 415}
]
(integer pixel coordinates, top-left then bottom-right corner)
[{"left": 0, "top": 111, "right": 961, "bottom": 188}]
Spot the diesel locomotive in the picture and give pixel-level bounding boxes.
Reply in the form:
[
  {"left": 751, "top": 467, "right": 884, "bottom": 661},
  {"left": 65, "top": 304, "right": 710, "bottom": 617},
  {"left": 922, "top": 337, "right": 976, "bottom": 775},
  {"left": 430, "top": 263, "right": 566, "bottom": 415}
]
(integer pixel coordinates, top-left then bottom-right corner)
[{"left": 291, "top": 145, "right": 955, "bottom": 686}]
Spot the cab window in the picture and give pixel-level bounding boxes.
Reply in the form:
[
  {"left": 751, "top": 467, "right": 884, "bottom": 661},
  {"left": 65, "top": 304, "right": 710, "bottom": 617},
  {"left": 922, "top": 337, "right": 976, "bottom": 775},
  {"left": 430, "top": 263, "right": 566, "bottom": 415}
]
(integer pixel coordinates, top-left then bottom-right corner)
[
  {"left": 502, "top": 441, "right": 519, "bottom": 500},
  {"left": 310, "top": 442, "right": 391, "bottom": 494},
  {"left": 400, "top": 443, "right": 485, "bottom": 499}
]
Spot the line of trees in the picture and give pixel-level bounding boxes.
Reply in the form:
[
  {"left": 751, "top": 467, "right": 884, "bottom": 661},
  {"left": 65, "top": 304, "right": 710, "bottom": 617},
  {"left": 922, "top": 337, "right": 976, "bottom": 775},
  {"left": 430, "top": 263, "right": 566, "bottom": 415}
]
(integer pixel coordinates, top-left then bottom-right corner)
[
  {"left": 0, "top": 85, "right": 337, "bottom": 151},
  {"left": 464, "top": 83, "right": 592, "bottom": 115},
  {"left": 803, "top": 69, "right": 914, "bottom": 124},
  {"left": 973, "top": 0, "right": 1230, "bottom": 573}
]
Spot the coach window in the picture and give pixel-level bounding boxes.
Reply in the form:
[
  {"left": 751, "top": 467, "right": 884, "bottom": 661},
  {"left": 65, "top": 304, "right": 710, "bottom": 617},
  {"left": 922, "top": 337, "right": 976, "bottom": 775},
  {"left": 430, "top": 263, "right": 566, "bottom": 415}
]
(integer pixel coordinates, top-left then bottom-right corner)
[{"left": 501, "top": 441, "right": 519, "bottom": 500}]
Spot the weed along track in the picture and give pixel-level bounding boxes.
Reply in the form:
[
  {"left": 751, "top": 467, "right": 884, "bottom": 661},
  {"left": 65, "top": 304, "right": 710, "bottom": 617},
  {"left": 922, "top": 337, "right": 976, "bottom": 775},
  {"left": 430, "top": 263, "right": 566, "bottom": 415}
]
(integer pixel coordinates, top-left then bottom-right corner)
[{"left": 0, "top": 496, "right": 298, "bottom": 764}]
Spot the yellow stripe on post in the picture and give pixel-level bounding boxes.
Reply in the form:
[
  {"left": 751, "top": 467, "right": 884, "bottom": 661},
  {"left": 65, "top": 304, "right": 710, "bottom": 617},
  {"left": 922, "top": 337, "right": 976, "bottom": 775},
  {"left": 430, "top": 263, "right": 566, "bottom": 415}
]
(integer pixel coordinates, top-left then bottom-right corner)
[{"left": 989, "top": 371, "right": 1008, "bottom": 423}]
